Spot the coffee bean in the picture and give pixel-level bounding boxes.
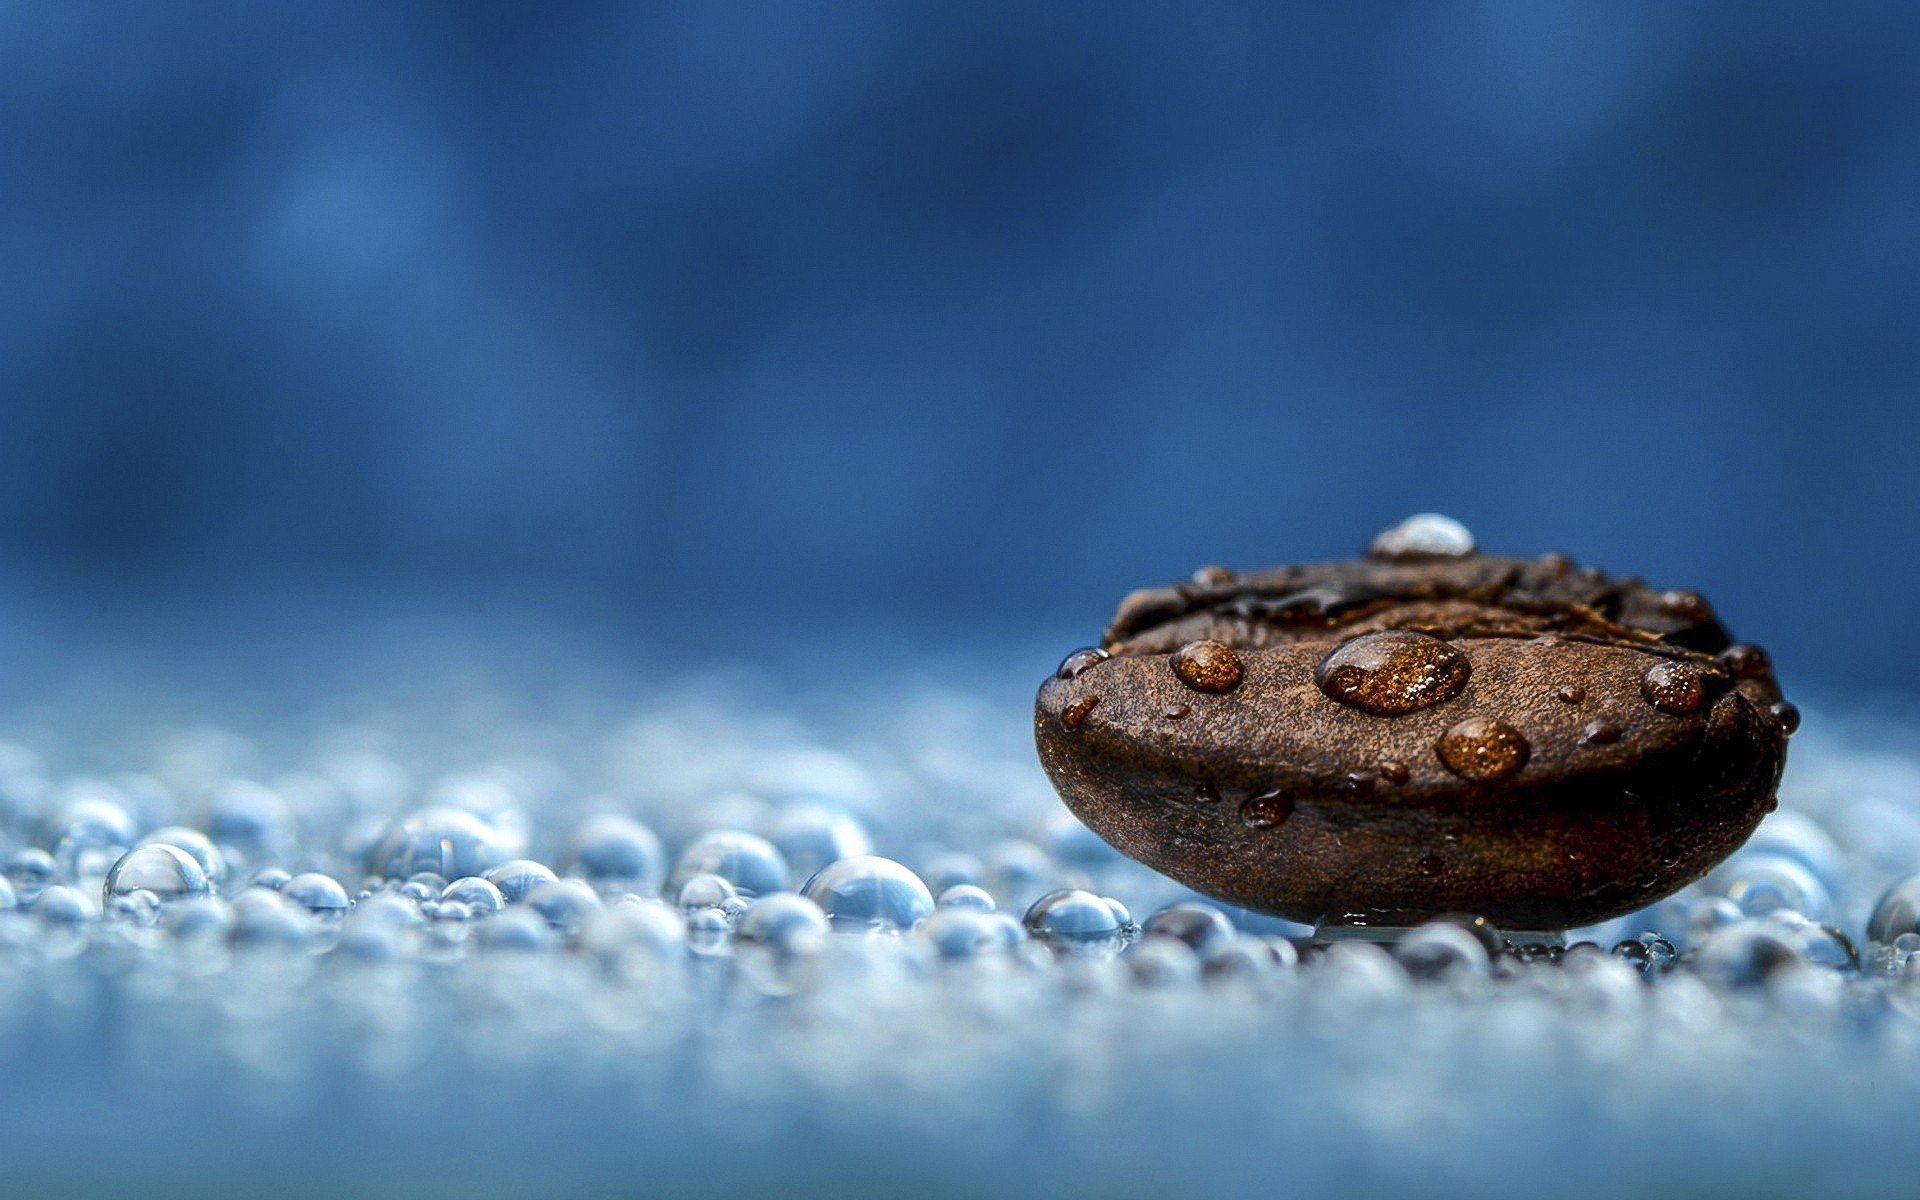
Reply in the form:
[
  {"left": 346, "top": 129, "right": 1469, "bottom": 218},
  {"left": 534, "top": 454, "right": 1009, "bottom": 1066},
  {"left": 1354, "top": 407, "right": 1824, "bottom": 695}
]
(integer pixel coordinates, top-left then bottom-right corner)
[{"left": 1033, "top": 515, "right": 1793, "bottom": 931}]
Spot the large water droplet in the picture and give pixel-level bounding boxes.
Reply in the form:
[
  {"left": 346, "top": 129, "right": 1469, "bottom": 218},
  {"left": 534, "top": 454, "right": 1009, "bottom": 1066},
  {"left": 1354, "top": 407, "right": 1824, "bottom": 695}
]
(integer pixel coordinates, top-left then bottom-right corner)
[
  {"left": 441, "top": 876, "right": 505, "bottom": 913},
  {"left": 1436, "top": 718, "right": 1530, "bottom": 782},
  {"left": 735, "top": 892, "right": 832, "bottom": 954},
  {"left": 1170, "top": 640, "right": 1243, "bottom": 694},
  {"left": 670, "top": 831, "right": 789, "bottom": 899},
  {"left": 282, "top": 872, "right": 349, "bottom": 916},
  {"left": 1023, "top": 888, "right": 1122, "bottom": 957},
  {"left": 1640, "top": 660, "right": 1717, "bottom": 715},
  {"left": 138, "top": 827, "right": 227, "bottom": 887},
  {"left": 368, "top": 807, "right": 513, "bottom": 882},
  {"left": 771, "top": 804, "right": 874, "bottom": 878},
  {"left": 565, "top": 814, "right": 665, "bottom": 893},
  {"left": 484, "top": 859, "right": 558, "bottom": 903},
  {"left": 103, "top": 844, "right": 211, "bottom": 904},
  {"left": 1315, "top": 630, "right": 1470, "bottom": 716},
  {"left": 1368, "top": 513, "right": 1475, "bottom": 559},
  {"left": 800, "top": 856, "right": 935, "bottom": 931},
  {"left": 1054, "top": 647, "right": 1109, "bottom": 680},
  {"left": 1141, "top": 902, "right": 1236, "bottom": 956}
]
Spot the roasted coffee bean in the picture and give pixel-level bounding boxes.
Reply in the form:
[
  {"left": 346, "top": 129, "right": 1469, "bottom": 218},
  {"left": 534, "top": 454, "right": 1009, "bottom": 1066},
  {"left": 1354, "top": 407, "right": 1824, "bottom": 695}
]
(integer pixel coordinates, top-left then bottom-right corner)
[{"left": 1033, "top": 516, "right": 1793, "bottom": 931}]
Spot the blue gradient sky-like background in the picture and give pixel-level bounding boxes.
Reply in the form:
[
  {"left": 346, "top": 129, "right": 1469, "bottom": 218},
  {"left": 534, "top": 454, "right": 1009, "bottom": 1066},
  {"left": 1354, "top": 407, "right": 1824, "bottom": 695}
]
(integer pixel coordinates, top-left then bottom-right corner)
[{"left": 2, "top": 3, "right": 1916, "bottom": 696}]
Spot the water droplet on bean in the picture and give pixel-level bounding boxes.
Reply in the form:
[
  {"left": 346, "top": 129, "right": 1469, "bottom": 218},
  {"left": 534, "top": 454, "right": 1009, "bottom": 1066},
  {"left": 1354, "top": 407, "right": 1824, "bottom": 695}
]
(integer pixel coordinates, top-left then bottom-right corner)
[
  {"left": 1641, "top": 660, "right": 1715, "bottom": 715},
  {"left": 1436, "top": 718, "right": 1530, "bottom": 782},
  {"left": 1582, "top": 721, "right": 1622, "bottom": 746},
  {"left": 1170, "top": 640, "right": 1243, "bottom": 694},
  {"left": 1062, "top": 696, "right": 1099, "bottom": 730},
  {"left": 1240, "top": 791, "right": 1292, "bottom": 829},
  {"left": 1315, "top": 630, "right": 1470, "bottom": 716},
  {"left": 1055, "top": 647, "right": 1109, "bottom": 680},
  {"left": 1368, "top": 513, "right": 1475, "bottom": 559}
]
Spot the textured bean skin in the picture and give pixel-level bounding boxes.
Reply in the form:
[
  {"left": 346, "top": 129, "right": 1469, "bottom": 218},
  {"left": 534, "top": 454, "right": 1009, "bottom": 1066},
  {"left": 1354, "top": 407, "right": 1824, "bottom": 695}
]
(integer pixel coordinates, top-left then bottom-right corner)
[{"left": 1035, "top": 538, "right": 1793, "bottom": 930}]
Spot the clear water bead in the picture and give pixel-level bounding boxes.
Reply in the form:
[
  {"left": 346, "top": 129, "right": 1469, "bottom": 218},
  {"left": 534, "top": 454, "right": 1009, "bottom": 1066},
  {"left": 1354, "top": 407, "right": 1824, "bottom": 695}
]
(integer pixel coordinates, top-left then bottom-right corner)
[
  {"left": 103, "top": 844, "right": 211, "bottom": 904},
  {"left": 735, "top": 893, "right": 832, "bottom": 955},
  {"left": 33, "top": 884, "right": 92, "bottom": 924},
  {"left": 475, "top": 909, "right": 557, "bottom": 952},
  {"left": 1720, "top": 853, "right": 1832, "bottom": 921},
  {"left": 669, "top": 831, "right": 789, "bottom": 899},
  {"left": 676, "top": 873, "right": 738, "bottom": 912},
  {"left": 484, "top": 859, "right": 559, "bottom": 903},
  {"left": 137, "top": 827, "right": 227, "bottom": 886},
  {"left": 440, "top": 876, "right": 506, "bottom": 913},
  {"left": 525, "top": 879, "right": 603, "bottom": 932},
  {"left": 228, "top": 890, "right": 312, "bottom": 948},
  {"left": 1394, "top": 920, "right": 1492, "bottom": 979},
  {"left": 6, "top": 849, "right": 57, "bottom": 902},
  {"left": 800, "top": 856, "right": 935, "bottom": 932},
  {"left": 684, "top": 906, "right": 733, "bottom": 955},
  {"left": 566, "top": 814, "right": 666, "bottom": 893},
  {"left": 921, "top": 908, "right": 1010, "bottom": 961},
  {"left": 1128, "top": 938, "right": 1201, "bottom": 988},
  {"left": 1023, "top": 889, "right": 1123, "bottom": 957},
  {"left": 282, "top": 872, "right": 350, "bottom": 916},
  {"left": 369, "top": 807, "right": 514, "bottom": 882},
  {"left": 583, "top": 898, "right": 686, "bottom": 958},
  {"left": 1368, "top": 512, "right": 1476, "bottom": 559},
  {"left": 1869, "top": 873, "right": 1920, "bottom": 947},
  {"left": 937, "top": 884, "right": 996, "bottom": 912},
  {"left": 47, "top": 790, "right": 138, "bottom": 879},
  {"left": 769, "top": 804, "right": 874, "bottom": 878},
  {"left": 1142, "top": 902, "right": 1236, "bottom": 956},
  {"left": 1690, "top": 919, "right": 1804, "bottom": 988}
]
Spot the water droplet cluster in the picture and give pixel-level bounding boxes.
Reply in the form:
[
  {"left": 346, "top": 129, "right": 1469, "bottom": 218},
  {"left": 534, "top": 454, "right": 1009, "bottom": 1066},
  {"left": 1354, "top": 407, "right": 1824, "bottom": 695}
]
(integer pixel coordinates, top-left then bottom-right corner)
[{"left": 0, "top": 626, "right": 1898, "bottom": 1198}]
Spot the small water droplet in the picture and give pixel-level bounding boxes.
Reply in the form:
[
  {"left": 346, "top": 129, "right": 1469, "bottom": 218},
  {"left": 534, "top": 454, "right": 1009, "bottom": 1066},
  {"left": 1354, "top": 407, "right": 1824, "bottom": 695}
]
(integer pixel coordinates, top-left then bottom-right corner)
[
  {"left": 1435, "top": 718, "right": 1530, "bottom": 782},
  {"left": 1582, "top": 721, "right": 1622, "bottom": 746},
  {"left": 1062, "top": 695, "right": 1100, "bottom": 730},
  {"left": 1162, "top": 702, "right": 1190, "bottom": 721},
  {"left": 1717, "top": 643, "right": 1772, "bottom": 679},
  {"left": 1368, "top": 513, "right": 1475, "bottom": 559},
  {"left": 1023, "top": 888, "right": 1123, "bottom": 957},
  {"left": 1170, "top": 640, "right": 1244, "bottom": 694},
  {"left": 1416, "top": 853, "right": 1444, "bottom": 879},
  {"left": 1771, "top": 702, "right": 1801, "bottom": 735},
  {"left": 1377, "top": 760, "right": 1410, "bottom": 785},
  {"left": 1555, "top": 685, "right": 1586, "bottom": 705},
  {"left": 1659, "top": 590, "right": 1712, "bottom": 620},
  {"left": 1055, "top": 647, "right": 1109, "bottom": 680},
  {"left": 1191, "top": 564, "right": 1236, "bottom": 587},
  {"left": 1641, "top": 660, "right": 1716, "bottom": 715},
  {"left": 1193, "top": 780, "right": 1220, "bottom": 804},
  {"left": 1240, "top": 790, "right": 1292, "bottom": 829},
  {"left": 1315, "top": 630, "right": 1470, "bottom": 716}
]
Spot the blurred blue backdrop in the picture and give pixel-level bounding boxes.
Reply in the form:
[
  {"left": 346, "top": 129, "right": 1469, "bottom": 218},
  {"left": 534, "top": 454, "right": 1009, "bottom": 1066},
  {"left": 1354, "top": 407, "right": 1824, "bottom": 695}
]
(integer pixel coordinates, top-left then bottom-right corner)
[{"left": 1, "top": 3, "right": 1916, "bottom": 695}]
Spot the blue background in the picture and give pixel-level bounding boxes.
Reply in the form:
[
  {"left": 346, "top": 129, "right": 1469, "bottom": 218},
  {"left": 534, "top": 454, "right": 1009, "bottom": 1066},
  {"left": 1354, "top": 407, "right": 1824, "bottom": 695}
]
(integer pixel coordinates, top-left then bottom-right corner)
[{"left": 2, "top": 3, "right": 1916, "bottom": 696}]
